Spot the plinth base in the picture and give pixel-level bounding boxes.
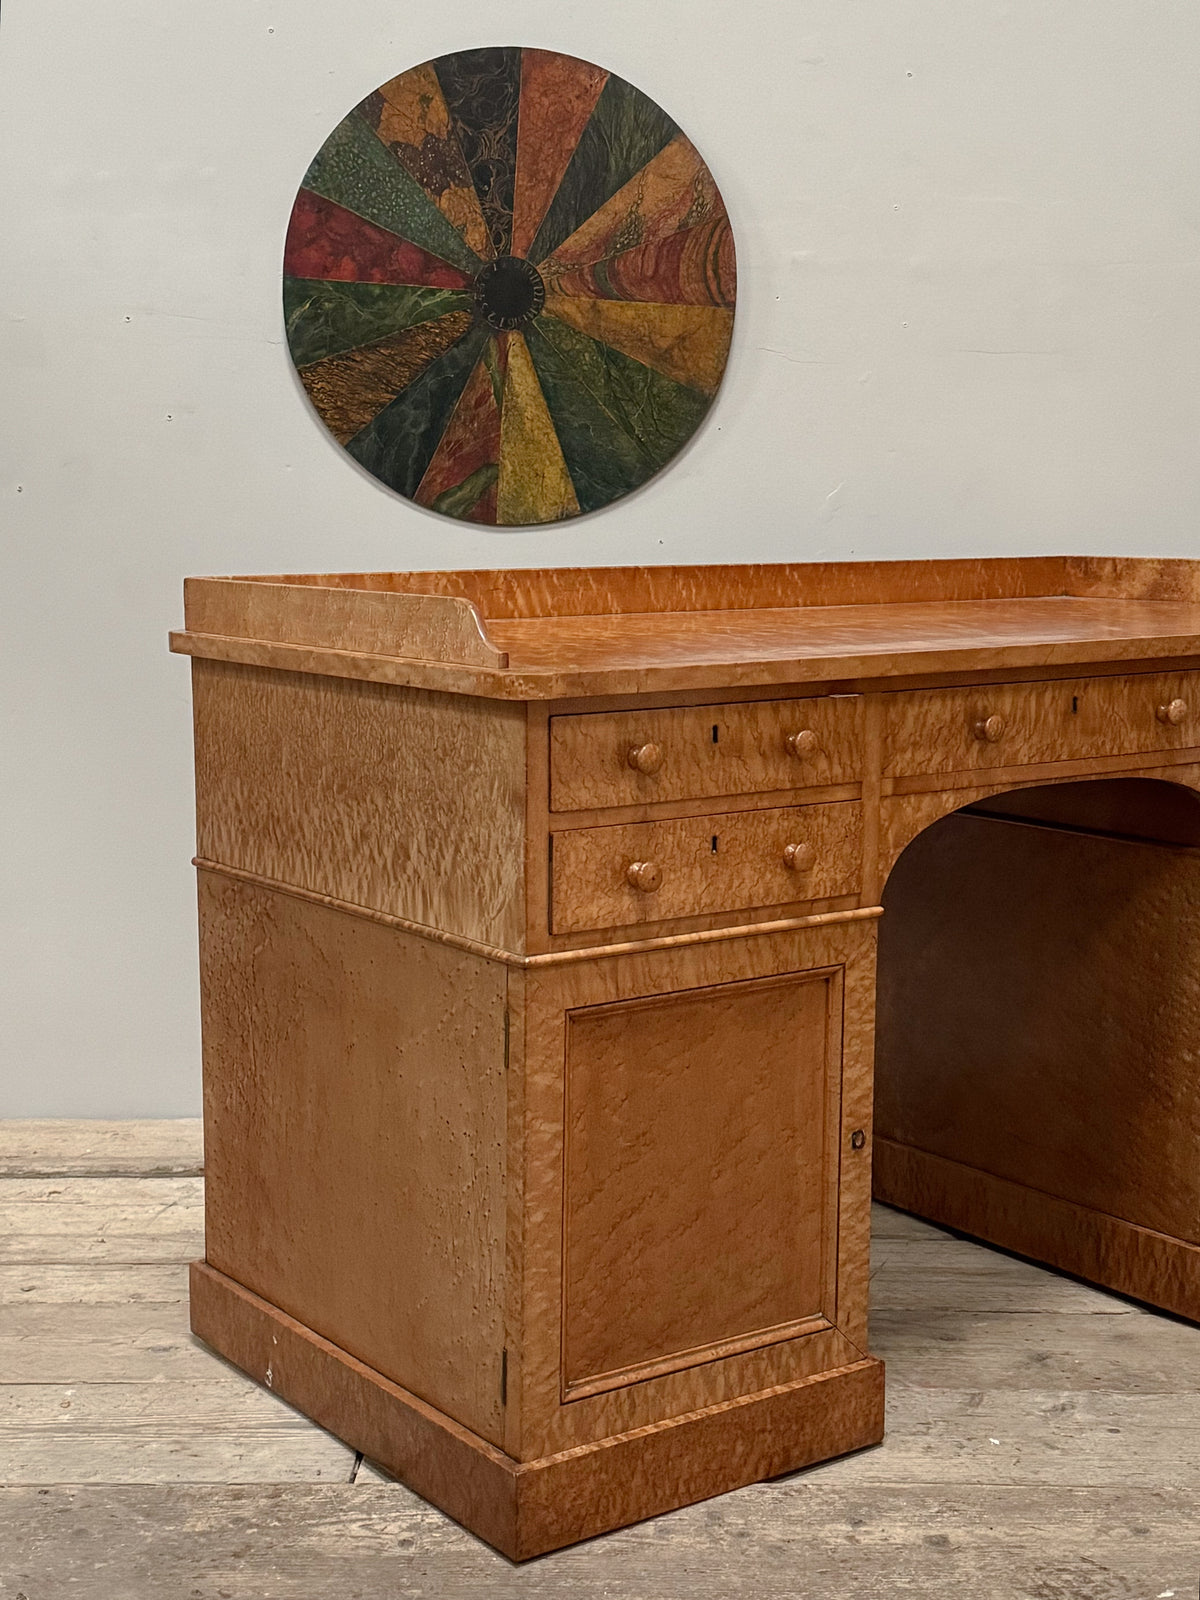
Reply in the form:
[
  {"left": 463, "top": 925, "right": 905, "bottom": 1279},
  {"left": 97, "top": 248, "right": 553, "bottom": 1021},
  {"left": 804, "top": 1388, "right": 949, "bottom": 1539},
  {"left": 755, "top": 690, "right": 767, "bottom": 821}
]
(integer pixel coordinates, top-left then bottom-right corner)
[{"left": 190, "top": 1262, "right": 885, "bottom": 1560}]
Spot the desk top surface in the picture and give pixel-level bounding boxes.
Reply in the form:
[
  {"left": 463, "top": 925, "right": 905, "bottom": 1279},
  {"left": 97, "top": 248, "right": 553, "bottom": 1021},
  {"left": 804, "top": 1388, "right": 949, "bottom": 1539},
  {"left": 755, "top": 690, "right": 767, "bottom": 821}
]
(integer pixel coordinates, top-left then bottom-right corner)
[{"left": 172, "top": 557, "right": 1200, "bottom": 699}]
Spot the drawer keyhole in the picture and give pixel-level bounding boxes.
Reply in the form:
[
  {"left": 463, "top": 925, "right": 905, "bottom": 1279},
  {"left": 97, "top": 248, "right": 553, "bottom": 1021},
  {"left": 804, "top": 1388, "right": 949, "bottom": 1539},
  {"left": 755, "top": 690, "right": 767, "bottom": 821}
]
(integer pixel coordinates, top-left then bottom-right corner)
[
  {"left": 712, "top": 724, "right": 719, "bottom": 744},
  {"left": 1072, "top": 696, "right": 1079, "bottom": 714},
  {"left": 711, "top": 835, "right": 719, "bottom": 854}
]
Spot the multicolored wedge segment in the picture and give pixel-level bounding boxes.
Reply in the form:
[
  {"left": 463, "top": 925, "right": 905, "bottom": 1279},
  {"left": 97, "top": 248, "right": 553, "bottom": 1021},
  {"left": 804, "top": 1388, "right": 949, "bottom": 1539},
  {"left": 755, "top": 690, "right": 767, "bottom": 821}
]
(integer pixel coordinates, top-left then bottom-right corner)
[
  {"left": 283, "top": 48, "right": 736, "bottom": 523},
  {"left": 415, "top": 339, "right": 507, "bottom": 524},
  {"left": 358, "top": 62, "right": 493, "bottom": 260}
]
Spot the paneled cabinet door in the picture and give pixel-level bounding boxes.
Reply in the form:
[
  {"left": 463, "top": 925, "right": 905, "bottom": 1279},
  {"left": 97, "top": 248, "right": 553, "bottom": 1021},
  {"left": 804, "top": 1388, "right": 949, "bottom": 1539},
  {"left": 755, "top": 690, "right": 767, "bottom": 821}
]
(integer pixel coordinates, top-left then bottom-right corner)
[
  {"left": 560, "top": 968, "right": 844, "bottom": 1398},
  {"left": 515, "top": 919, "right": 876, "bottom": 1458}
]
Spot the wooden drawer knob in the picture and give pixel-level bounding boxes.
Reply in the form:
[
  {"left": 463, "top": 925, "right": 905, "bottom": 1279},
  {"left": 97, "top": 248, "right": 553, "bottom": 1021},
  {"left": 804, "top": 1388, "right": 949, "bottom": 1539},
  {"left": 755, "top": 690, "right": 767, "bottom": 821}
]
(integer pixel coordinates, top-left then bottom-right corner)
[
  {"left": 626, "top": 860, "right": 662, "bottom": 893},
  {"left": 1157, "top": 698, "right": 1189, "bottom": 726},
  {"left": 973, "top": 714, "right": 1006, "bottom": 743},
  {"left": 783, "top": 841, "right": 815, "bottom": 872},
  {"left": 786, "top": 729, "right": 820, "bottom": 759},
  {"left": 627, "top": 742, "right": 664, "bottom": 774}
]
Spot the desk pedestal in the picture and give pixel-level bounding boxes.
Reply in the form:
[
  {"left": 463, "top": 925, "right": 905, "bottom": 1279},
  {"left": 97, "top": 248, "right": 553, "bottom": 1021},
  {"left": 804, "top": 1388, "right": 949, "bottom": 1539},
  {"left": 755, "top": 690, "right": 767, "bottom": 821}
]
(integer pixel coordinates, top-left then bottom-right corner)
[{"left": 174, "top": 558, "right": 1200, "bottom": 1557}]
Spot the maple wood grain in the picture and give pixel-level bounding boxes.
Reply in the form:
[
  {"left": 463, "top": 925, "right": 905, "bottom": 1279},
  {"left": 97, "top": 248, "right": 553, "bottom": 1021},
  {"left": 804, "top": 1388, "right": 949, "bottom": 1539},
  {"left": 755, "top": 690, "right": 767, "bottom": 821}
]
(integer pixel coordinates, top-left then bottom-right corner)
[
  {"left": 550, "top": 801, "right": 863, "bottom": 934},
  {"left": 190, "top": 1259, "right": 884, "bottom": 1561},
  {"left": 184, "top": 576, "right": 507, "bottom": 667},
  {"left": 173, "top": 560, "right": 1200, "bottom": 700},
  {"left": 515, "top": 921, "right": 878, "bottom": 1460},
  {"left": 873, "top": 1141, "right": 1200, "bottom": 1323},
  {"left": 199, "top": 555, "right": 1200, "bottom": 616},
  {"left": 875, "top": 807, "right": 1200, "bottom": 1294},
  {"left": 192, "top": 658, "right": 527, "bottom": 951},
  {"left": 198, "top": 872, "right": 508, "bottom": 1444},
  {"left": 178, "top": 555, "right": 1200, "bottom": 1557},
  {"left": 561, "top": 971, "right": 840, "bottom": 1395},
  {"left": 880, "top": 668, "right": 1200, "bottom": 778},
  {"left": 549, "top": 695, "right": 864, "bottom": 810},
  {"left": 207, "top": 556, "right": 1079, "bottom": 615}
]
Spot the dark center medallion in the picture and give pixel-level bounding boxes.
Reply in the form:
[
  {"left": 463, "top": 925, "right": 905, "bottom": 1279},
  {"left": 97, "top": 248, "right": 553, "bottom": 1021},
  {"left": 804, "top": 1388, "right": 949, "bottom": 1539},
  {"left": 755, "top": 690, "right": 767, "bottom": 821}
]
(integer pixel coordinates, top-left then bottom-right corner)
[{"left": 473, "top": 255, "right": 545, "bottom": 331}]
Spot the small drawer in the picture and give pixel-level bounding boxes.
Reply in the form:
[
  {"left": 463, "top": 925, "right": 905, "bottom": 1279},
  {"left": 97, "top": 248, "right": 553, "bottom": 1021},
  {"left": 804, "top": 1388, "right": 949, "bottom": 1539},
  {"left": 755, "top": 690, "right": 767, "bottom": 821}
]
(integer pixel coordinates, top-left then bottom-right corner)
[
  {"left": 549, "top": 696, "right": 863, "bottom": 813},
  {"left": 882, "top": 670, "right": 1200, "bottom": 779},
  {"left": 551, "top": 802, "right": 863, "bottom": 934}
]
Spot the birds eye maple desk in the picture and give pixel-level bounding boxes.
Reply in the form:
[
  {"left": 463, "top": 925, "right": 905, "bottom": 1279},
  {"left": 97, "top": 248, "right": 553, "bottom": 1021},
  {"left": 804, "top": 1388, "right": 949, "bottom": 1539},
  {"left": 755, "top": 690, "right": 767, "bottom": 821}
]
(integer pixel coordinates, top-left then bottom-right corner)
[{"left": 171, "top": 556, "right": 1200, "bottom": 1560}]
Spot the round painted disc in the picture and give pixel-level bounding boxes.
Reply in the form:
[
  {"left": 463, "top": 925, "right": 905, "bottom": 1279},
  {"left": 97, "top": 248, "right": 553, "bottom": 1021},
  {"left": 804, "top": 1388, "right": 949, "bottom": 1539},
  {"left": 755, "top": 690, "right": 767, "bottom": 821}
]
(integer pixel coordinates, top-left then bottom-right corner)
[{"left": 283, "top": 48, "right": 737, "bottom": 525}]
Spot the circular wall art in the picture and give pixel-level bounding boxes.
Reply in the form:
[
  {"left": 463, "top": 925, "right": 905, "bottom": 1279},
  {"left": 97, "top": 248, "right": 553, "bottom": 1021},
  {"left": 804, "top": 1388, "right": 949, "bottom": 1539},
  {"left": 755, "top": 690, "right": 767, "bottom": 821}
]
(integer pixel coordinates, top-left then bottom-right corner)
[{"left": 283, "top": 47, "right": 736, "bottom": 525}]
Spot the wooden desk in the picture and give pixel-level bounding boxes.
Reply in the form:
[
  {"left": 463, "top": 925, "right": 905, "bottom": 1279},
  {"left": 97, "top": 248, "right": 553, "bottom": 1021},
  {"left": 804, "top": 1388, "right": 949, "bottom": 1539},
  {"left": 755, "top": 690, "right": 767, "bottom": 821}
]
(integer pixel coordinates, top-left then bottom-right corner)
[{"left": 172, "top": 556, "right": 1200, "bottom": 1559}]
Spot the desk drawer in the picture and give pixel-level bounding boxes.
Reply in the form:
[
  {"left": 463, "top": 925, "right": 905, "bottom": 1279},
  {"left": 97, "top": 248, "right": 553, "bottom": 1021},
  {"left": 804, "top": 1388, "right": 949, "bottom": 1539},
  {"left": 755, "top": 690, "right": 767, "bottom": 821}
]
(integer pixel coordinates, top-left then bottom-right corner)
[
  {"left": 549, "top": 696, "right": 863, "bottom": 812},
  {"left": 551, "top": 802, "right": 862, "bottom": 934},
  {"left": 882, "top": 670, "right": 1200, "bottom": 779}
]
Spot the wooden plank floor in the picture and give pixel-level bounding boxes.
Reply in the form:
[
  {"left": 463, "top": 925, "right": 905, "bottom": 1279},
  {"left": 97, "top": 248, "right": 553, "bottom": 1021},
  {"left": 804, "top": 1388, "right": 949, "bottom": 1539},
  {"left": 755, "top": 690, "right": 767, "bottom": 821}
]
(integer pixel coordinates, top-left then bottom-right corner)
[{"left": 1, "top": 1121, "right": 1197, "bottom": 1598}]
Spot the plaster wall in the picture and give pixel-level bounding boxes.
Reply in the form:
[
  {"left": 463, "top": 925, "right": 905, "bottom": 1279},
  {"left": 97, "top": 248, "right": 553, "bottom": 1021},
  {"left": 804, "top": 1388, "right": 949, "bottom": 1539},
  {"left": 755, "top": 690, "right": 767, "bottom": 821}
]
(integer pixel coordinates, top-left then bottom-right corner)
[{"left": 3, "top": 1, "right": 1199, "bottom": 1111}]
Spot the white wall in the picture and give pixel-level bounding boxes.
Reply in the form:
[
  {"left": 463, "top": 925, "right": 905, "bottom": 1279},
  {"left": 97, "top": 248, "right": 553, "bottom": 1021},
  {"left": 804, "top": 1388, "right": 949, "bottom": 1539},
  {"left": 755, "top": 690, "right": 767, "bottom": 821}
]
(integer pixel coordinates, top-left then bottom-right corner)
[{"left": 3, "top": 1, "right": 1200, "bottom": 1114}]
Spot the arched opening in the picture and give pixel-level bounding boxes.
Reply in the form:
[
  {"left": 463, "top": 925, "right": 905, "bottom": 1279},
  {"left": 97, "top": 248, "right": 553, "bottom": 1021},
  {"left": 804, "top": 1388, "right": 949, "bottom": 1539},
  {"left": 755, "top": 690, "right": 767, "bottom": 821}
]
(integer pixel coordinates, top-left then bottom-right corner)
[{"left": 873, "top": 777, "right": 1200, "bottom": 1312}]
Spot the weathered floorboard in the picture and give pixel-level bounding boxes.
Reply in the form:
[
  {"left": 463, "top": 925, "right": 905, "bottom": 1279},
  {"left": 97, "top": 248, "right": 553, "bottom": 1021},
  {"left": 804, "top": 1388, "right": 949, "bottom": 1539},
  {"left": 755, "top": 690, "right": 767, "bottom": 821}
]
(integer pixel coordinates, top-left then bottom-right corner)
[
  {"left": 3, "top": 1376, "right": 1197, "bottom": 1490},
  {"left": 869, "top": 1203, "right": 959, "bottom": 1243},
  {"left": 1, "top": 1121, "right": 1197, "bottom": 1595},
  {"left": 0, "top": 1263, "right": 187, "bottom": 1306},
  {"left": 869, "top": 1238, "right": 1131, "bottom": 1313},
  {"left": 1, "top": 1484, "right": 1194, "bottom": 1599},
  {"left": 870, "top": 1308, "right": 1200, "bottom": 1392},
  {"left": 2, "top": 1304, "right": 251, "bottom": 1383},
  {"left": 0, "top": 1176, "right": 204, "bottom": 1264},
  {"left": 821, "top": 1386, "right": 1200, "bottom": 1488},
  {"left": 0, "top": 1383, "right": 357, "bottom": 1483},
  {"left": 0, "top": 1120, "right": 203, "bottom": 1178}
]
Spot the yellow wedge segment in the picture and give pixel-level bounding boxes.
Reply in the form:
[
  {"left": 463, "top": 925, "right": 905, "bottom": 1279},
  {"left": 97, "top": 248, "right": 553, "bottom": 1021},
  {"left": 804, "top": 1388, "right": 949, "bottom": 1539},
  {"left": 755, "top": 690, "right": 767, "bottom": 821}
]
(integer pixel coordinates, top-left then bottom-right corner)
[{"left": 497, "top": 333, "right": 581, "bottom": 525}]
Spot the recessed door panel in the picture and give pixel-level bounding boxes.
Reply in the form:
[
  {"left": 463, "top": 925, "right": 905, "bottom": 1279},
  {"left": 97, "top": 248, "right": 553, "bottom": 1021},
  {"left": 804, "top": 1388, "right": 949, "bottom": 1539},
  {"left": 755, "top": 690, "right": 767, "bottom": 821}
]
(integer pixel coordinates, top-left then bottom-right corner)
[{"left": 562, "top": 970, "right": 841, "bottom": 1396}]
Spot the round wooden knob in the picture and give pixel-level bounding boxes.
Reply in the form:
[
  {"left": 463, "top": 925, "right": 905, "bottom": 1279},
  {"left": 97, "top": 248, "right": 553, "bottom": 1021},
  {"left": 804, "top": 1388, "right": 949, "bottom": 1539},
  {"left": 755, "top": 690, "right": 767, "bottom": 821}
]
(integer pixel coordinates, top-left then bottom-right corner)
[
  {"left": 973, "top": 714, "right": 1006, "bottom": 743},
  {"left": 1157, "top": 698, "right": 1189, "bottom": 726},
  {"left": 626, "top": 860, "right": 662, "bottom": 893},
  {"left": 783, "top": 842, "right": 815, "bottom": 872},
  {"left": 627, "top": 742, "right": 664, "bottom": 775},
  {"left": 786, "top": 729, "right": 820, "bottom": 760}
]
